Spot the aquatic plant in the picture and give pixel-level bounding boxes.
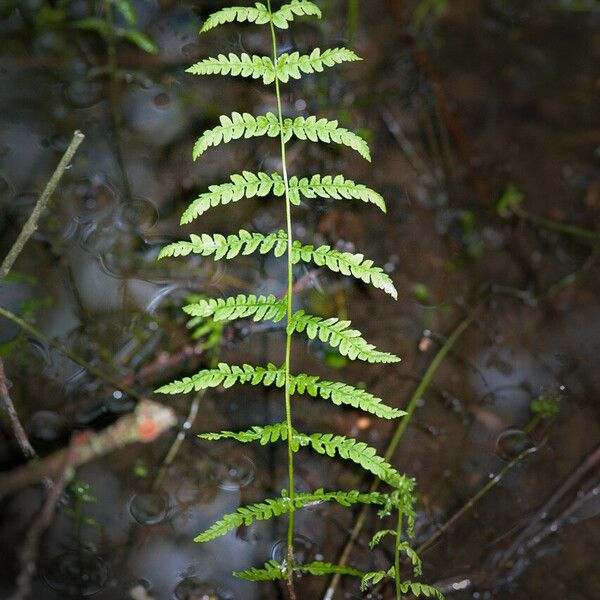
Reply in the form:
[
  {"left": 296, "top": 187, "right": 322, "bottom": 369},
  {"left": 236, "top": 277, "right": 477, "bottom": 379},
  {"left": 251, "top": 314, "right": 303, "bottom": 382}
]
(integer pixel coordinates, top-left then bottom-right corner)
[{"left": 156, "top": 2, "right": 440, "bottom": 597}]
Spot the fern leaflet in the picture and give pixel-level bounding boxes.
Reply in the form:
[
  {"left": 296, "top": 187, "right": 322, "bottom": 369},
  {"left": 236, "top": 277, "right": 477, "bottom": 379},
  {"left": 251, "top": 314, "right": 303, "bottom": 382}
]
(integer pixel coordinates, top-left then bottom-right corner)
[
  {"left": 200, "top": 4, "right": 271, "bottom": 33},
  {"left": 159, "top": 230, "right": 397, "bottom": 299},
  {"left": 175, "top": 172, "right": 384, "bottom": 225},
  {"left": 192, "top": 112, "right": 371, "bottom": 161},
  {"left": 187, "top": 53, "right": 276, "bottom": 84},
  {"left": 361, "top": 569, "right": 444, "bottom": 598},
  {"left": 273, "top": 0, "right": 322, "bottom": 27},
  {"left": 276, "top": 48, "right": 360, "bottom": 82},
  {"left": 195, "top": 488, "right": 387, "bottom": 542},
  {"left": 183, "top": 294, "right": 287, "bottom": 323},
  {"left": 199, "top": 423, "right": 405, "bottom": 487},
  {"left": 157, "top": 363, "right": 404, "bottom": 419},
  {"left": 288, "top": 310, "right": 401, "bottom": 363},
  {"left": 233, "top": 560, "right": 362, "bottom": 582}
]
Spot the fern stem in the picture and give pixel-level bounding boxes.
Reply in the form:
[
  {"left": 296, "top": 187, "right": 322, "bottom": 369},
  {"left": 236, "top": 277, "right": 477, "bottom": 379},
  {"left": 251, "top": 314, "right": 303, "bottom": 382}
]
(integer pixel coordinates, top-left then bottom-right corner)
[
  {"left": 267, "top": 0, "right": 296, "bottom": 589},
  {"left": 394, "top": 511, "right": 403, "bottom": 600}
]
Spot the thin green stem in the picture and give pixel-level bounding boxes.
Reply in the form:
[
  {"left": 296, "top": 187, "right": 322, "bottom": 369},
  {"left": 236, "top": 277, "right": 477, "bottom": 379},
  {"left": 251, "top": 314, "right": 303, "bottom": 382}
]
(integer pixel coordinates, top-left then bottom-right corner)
[
  {"left": 514, "top": 205, "right": 600, "bottom": 244},
  {"left": 394, "top": 511, "right": 403, "bottom": 600},
  {"left": 267, "top": 1, "right": 296, "bottom": 594}
]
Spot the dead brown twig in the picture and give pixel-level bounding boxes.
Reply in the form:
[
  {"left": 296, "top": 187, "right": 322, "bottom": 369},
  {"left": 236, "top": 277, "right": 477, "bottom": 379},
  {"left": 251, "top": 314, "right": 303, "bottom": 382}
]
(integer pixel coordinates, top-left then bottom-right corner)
[
  {"left": 0, "top": 358, "right": 36, "bottom": 459},
  {"left": 8, "top": 437, "right": 78, "bottom": 600},
  {"left": 0, "top": 400, "right": 176, "bottom": 497}
]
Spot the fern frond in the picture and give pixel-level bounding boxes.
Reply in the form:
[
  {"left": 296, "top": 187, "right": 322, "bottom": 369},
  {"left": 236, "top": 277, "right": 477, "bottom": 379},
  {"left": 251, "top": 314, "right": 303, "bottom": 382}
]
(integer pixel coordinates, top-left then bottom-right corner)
[
  {"left": 399, "top": 581, "right": 444, "bottom": 599},
  {"left": 272, "top": 0, "right": 322, "bottom": 27},
  {"left": 178, "top": 172, "right": 384, "bottom": 224},
  {"left": 288, "top": 311, "right": 401, "bottom": 363},
  {"left": 361, "top": 570, "right": 444, "bottom": 598},
  {"left": 284, "top": 115, "right": 371, "bottom": 161},
  {"left": 159, "top": 229, "right": 397, "bottom": 300},
  {"left": 298, "top": 375, "right": 404, "bottom": 419},
  {"left": 156, "top": 364, "right": 405, "bottom": 420},
  {"left": 369, "top": 529, "right": 396, "bottom": 549},
  {"left": 200, "top": 4, "right": 270, "bottom": 33},
  {"left": 233, "top": 560, "right": 363, "bottom": 582},
  {"left": 276, "top": 48, "right": 361, "bottom": 82},
  {"left": 158, "top": 230, "right": 287, "bottom": 260},
  {"left": 155, "top": 362, "right": 285, "bottom": 394},
  {"left": 288, "top": 173, "right": 386, "bottom": 211},
  {"left": 295, "top": 561, "right": 363, "bottom": 578},
  {"left": 193, "top": 113, "right": 371, "bottom": 160},
  {"left": 183, "top": 294, "right": 287, "bottom": 323},
  {"left": 199, "top": 423, "right": 291, "bottom": 446},
  {"left": 180, "top": 173, "right": 284, "bottom": 224},
  {"left": 186, "top": 53, "right": 275, "bottom": 84},
  {"left": 234, "top": 561, "right": 286, "bottom": 582},
  {"left": 195, "top": 488, "right": 387, "bottom": 542},
  {"left": 200, "top": 424, "right": 405, "bottom": 487},
  {"left": 361, "top": 568, "right": 394, "bottom": 591}
]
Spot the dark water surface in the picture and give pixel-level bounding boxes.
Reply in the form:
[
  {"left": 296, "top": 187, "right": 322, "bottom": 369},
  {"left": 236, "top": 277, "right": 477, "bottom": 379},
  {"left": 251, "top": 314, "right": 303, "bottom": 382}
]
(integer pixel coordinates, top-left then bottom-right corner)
[{"left": 0, "top": 1, "right": 599, "bottom": 599}]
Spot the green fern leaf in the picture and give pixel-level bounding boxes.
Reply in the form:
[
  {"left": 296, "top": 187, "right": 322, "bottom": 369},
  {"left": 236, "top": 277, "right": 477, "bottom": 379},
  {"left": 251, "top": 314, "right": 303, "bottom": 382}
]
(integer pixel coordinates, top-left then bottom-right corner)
[
  {"left": 284, "top": 115, "right": 371, "bottom": 161},
  {"left": 234, "top": 559, "right": 363, "bottom": 581},
  {"left": 158, "top": 230, "right": 287, "bottom": 260},
  {"left": 199, "top": 424, "right": 405, "bottom": 487},
  {"left": 156, "top": 363, "right": 405, "bottom": 420},
  {"left": 177, "top": 172, "right": 384, "bottom": 224},
  {"left": 369, "top": 529, "right": 396, "bottom": 549},
  {"left": 296, "top": 561, "right": 363, "bottom": 578},
  {"left": 361, "top": 570, "right": 444, "bottom": 598},
  {"left": 183, "top": 294, "right": 287, "bottom": 323},
  {"left": 288, "top": 173, "right": 386, "bottom": 211},
  {"left": 296, "top": 374, "right": 404, "bottom": 419},
  {"left": 361, "top": 568, "right": 394, "bottom": 591},
  {"left": 193, "top": 113, "right": 371, "bottom": 160},
  {"left": 179, "top": 173, "right": 284, "bottom": 224},
  {"left": 401, "top": 581, "right": 445, "bottom": 599},
  {"left": 276, "top": 48, "right": 361, "bottom": 82},
  {"left": 234, "top": 561, "right": 286, "bottom": 581},
  {"left": 186, "top": 53, "right": 276, "bottom": 84},
  {"left": 273, "top": 0, "right": 322, "bottom": 27},
  {"left": 288, "top": 311, "right": 401, "bottom": 363},
  {"left": 195, "top": 488, "right": 387, "bottom": 542},
  {"left": 159, "top": 230, "right": 397, "bottom": 300},
  {"left": 200, "top": 4, "right": 271, "bottom": 33}
]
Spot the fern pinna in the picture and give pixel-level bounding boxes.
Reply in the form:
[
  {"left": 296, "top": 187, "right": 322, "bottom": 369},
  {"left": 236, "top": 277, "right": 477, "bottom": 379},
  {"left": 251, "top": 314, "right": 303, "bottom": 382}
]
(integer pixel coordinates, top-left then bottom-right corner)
[{"left": 157, "top": 2, "right": 440, "bottom": 598}]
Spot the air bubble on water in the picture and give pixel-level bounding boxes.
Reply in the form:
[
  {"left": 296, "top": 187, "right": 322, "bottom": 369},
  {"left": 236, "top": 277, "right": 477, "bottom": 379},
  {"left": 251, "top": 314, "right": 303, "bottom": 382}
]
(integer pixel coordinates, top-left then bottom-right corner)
[
  {"left": 153, "top": 92, "right": 171, "bottom": 109},
  {"left": 129, "top": 489, "right": 170, "bottom": 525},
  {"left": 294, "top": 98, "right": 307, "bottom": 111},
  {"left": 495, "top": 427, "right": 534, "bottom": 461},
  {"left": 26, "top": 411, "right": 68, "bottom": 444},
  {"left": 43, "top": 550, "right": 109, "bottom": 596},
  {"left": 114, "top": 198, "right": 159, "bottom": 233},
  {"left": 181, "top": 42, "right": 201, "bottom": 60},
  {"left": 271, "top": 534, "right": 314, "bottom": 564},
  {"left": 173, "top": 577, "right": 233, "bottom": 600},
  {"left": 215, "top": 453, "right": 255, "bottom": 491},
  {"left": 62, "top": 78, "right": 103, "bottom": 110}
]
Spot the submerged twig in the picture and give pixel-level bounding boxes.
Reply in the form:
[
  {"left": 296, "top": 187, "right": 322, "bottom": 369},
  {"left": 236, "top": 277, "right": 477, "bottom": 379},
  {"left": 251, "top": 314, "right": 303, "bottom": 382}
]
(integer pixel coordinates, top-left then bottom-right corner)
[
  {"left": 0, "top": 358, "right": 36, "bottom": 459},
  {"left": 322, "top": 303, "right": 481, "bottom": 600},
  {"left": 0, "top": 306, "right": 145, "bottom": 402},
  {"left": 0, "top": 131, "right": 85, "bottom": 280},
  {"left": 8, "top": 437, "right": 78, "bottom": 600},
  {"left": 385, "top": 0, "right": 490, "bottom": 204},
  {"left": 0, "top": 400, "right": 176, "bottom": 497},
  {"left": 416, "top": 446, "right": 538, "bottom": 556}
]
